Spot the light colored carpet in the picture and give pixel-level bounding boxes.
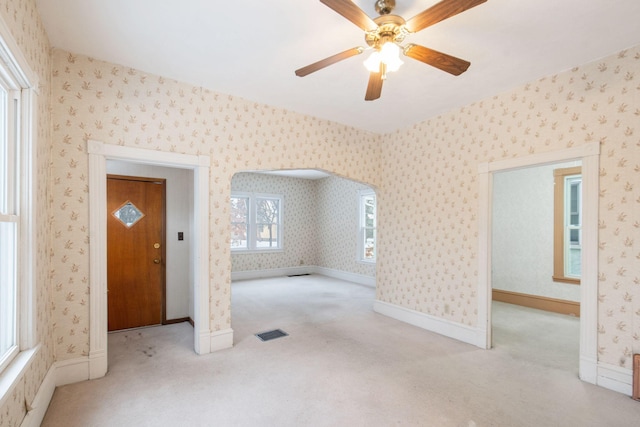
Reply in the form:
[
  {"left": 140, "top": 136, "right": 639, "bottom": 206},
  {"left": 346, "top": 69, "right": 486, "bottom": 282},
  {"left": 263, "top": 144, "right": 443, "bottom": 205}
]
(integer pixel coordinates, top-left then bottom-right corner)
[{"left": 41, "top": 275, "right": 640, "bottom": 426}]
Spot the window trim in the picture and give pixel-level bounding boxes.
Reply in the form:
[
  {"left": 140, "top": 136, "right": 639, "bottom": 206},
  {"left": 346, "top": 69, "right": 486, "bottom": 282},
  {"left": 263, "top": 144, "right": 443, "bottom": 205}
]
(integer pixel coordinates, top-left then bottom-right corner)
[
  {"left": 553, "top": 166, "right": 581, "bottom": 285},
  {"left": 358, "top": 189, "right": 376, "bottom": 263},
  {"left": 230, "top": 192, "right": 283, "bottom": 253},
  {"left": 0, "top": 15, "right": 38, "bottom": 380}
]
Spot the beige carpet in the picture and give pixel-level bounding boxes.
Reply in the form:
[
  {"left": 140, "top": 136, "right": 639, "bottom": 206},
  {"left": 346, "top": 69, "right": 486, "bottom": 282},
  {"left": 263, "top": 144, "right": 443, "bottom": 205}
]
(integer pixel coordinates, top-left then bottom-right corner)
[{"left": 41, "top": 275, "right": 640, "bottom": 426}]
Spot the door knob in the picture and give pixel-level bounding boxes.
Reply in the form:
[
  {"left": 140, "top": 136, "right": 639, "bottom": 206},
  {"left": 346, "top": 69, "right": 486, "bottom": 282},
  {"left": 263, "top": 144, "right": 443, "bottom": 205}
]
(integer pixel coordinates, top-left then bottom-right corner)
[{"left": 153, "top": 258, "right": 161, "bottom": 264}]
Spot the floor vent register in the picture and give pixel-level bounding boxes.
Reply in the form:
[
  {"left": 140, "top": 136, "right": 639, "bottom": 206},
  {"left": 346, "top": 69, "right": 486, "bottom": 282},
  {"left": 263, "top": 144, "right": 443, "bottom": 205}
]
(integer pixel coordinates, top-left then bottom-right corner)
[{"left": 255, "top": 329, "right": 289, "bottom": 342}]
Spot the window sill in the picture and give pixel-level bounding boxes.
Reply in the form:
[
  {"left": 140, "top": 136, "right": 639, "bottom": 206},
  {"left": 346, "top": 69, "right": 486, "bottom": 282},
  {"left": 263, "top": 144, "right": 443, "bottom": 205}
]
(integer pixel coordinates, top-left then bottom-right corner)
[
  {"left": 231, "top": 248, "right": 284, "bottom": 255},
  {"left": 552, "top": 276, "right": 581, "bottom": 285},
  {"left": 0, "top": 345, "right": 39, "bottom": 402},
  {"left": 357, "top": 259, "right": 376, "bottom": 265}
]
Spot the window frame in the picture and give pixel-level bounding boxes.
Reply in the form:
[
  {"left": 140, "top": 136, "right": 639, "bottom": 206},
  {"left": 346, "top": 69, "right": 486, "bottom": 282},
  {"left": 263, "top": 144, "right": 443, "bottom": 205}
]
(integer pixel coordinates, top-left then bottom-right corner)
[
  {"left": 0, "top": 24, "right": 37, "bottom": 379},
  {"left": 553, "top": 166, "right": 581, "bottom": 285},
  {"left": 230, "top": 192, "right": 283, "bottom": 252},
  {"left": 358, "top": 189, "right": 376, "bottom": 263}
]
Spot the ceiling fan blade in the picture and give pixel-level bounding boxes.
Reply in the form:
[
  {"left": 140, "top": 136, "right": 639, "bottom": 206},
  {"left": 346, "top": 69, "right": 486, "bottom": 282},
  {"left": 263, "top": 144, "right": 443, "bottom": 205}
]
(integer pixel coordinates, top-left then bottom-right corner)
[
  {"left": 405, "top": 0, "right": 487, "bottom": 33},
  {"left": 404, "top": 44, "right": 470, "bottom": 76},
  {"left": 295, "top": 47, "right": 364, "bottom": 77},
  {"left": 365, "top": 70, "right": 383, "bottom": 101},
  {"left": 320, "top": 0, "right": 378, "bottom": 32}
]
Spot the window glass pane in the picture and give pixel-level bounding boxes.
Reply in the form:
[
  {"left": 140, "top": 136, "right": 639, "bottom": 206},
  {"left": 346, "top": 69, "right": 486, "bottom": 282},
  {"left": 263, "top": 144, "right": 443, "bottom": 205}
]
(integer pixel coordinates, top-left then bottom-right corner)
[
  {"left": 256, "top": 198, "right": 280, "bottom": 249},
  {"left": 112, "top": 201, "right": 144, "bottom": 228},
  {"left": 567, "top": 247, "right": 581, "bottom": 277},
  {"left": 230, "top": 196, "right": 282, "bottom": 250},
  {"left": 257, "top": 198, "right": 279, "bottom": 225},
  {"left": 256, "top": 224, "right": 278, "bottom": 248},
  {"left": 0, "top": 85, "right": 7, "bottom": 213},
  {"left": 569, "top": 180, "right": 580, "bottom": 225},
  {"left": 364, "top": 195, "right": 375, "bottom": 228},
  {"left": 0, "top": 221, "right": 17, "bottom": 362},
  {"left": 230, "top": 197, "right": 248, "bottom": 249},
  {"left": 562, "top": 174, "right": 581, "bottom": 279},
  {"left": 569, "top": 228, "right": 580, "bottom": 245},
  {"left": 364, "top": 228, "right": 375, "bottom": 259}
]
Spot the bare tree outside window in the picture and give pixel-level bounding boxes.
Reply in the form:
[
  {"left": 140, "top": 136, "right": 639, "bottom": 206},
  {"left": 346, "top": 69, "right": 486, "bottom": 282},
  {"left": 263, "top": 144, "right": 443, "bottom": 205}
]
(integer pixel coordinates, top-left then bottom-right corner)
[
  {"left": 256, "top": 198, "right": 279, "bottom": 248},
  {"left": 230, "top": 193, "right": 282, "bottom": 251},
  {"left": 230, "top": 196, "right": 248, "bottom": 248}
]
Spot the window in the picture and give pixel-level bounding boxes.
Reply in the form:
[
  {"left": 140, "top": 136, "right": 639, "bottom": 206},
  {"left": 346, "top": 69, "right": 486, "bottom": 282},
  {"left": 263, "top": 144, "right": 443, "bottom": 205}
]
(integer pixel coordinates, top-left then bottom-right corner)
[
  {"left": 0, "top": 68, "right": 19, "bottom": 373},
  {"left": 358, "top": 190, "right": 376, "bottom": 262},
  {"left": 230, "top": 193, "right": 282, "bottom": 251},
  {"left": 553, "top": 167, "right": 581, "bottom": 284},
  {"left": 0, "top": 39, "right": 35, "bottom": 373}
]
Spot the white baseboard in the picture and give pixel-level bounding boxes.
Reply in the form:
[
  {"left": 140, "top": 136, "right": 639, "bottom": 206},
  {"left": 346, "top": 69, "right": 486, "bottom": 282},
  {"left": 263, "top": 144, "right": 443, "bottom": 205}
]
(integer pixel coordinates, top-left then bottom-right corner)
[
  {"left": 597, "top": 363, "right": 633, "bottom": 395},
  {"left": 373, "top": 300, "right": 483, "bottom": 347},
  {"left": 210, "top": 328, "right": 234, "bottom": 352},
  {"left": 20, "top": 365, "right": 56, "bottom": 427},
  {"left": 312, "top": 266, "right": 376, "bottom": 287},
  {"left": 55, "top": 357, "right": 90, "bottom": 387},
  {"left": 89, "top": 349, "right": 107, "bottom": 379},
  {"left": 231, "top": 265, "right": 376, "bottom": 287},
  {"left": 579, "top": 354, "right": 598, "bottom": 384},
  {"left": 231, "top": 266, "right": 313, "bottom": 281}
]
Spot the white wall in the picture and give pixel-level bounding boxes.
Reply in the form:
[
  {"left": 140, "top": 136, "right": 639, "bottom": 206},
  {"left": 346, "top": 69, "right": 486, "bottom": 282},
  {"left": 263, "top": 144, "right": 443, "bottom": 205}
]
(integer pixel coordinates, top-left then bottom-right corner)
[
  {"left": 106, "top": 161, "right": 194, "bottom": 320},
  {"left": 492, "top": 161, "right": 581, "bottom": 302}
]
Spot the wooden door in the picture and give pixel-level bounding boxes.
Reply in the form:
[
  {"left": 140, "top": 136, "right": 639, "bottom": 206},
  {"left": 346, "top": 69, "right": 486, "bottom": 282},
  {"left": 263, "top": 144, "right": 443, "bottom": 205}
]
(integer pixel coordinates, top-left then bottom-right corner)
[{"left": 107, "top": 175, "right": 166, "bottom": 331}]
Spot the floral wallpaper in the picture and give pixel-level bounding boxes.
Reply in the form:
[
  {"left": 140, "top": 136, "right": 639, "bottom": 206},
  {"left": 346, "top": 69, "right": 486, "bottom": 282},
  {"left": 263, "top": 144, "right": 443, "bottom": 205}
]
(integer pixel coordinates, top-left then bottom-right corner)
[
  {"left": 316, "top": 176, "right": 376, "bottom": 277},
  {"left": 377, "top": 46, "right": 639, "bottom": 369},
  {"left": 49, "top": 48, "right": 382, "bottom": 361},
  {"left": 0, "top": 1, "right": 52, "bottom": 426},
  {"left": 1, "top": 3, "right": 638, "bottom": 424}
]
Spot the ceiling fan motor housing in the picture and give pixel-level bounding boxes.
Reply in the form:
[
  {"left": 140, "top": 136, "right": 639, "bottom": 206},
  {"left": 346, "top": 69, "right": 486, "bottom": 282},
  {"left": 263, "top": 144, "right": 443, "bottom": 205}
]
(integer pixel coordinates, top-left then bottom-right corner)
[
  {"left": 365, "top": 14, "right": 408, "bottom": 49},
  {"left": 375, "top": 0, "right": 396, "bottom": 15}
]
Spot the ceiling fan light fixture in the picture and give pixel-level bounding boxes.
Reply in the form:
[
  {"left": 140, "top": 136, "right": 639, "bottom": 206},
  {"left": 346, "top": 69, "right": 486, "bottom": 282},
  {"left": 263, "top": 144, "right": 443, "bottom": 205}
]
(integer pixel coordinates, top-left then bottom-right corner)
[
  {"left": 363, "top": 51, "right": 381, "bottom": 72},
  {"left": 380, "top": 42, "right": 403, "bottom": 71},
  {"left": 364, "top": 42, "right": 403, "bottom": 74}
]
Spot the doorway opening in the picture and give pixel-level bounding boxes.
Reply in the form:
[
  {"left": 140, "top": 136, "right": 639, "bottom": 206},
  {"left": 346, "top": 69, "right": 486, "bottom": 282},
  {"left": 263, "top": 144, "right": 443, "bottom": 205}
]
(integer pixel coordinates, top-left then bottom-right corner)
[
  {"left": 87, "top": 140, "right": 211, "bottom": 380},
  {"left": 228, "top": 169, "right": 377, "bottom": 342},
  {"left": 477, "top": 141, "right": 599, "bottom": 384},
  {"left": 490, "top": 161, "right": 581, "bottom": 373}
]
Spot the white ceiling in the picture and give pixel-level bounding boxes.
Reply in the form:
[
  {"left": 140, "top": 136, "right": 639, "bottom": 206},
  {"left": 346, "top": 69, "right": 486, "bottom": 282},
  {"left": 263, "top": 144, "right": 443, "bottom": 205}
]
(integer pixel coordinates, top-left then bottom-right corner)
[{"left": 36, "top": 0, "right": 640, "bottom": 134}]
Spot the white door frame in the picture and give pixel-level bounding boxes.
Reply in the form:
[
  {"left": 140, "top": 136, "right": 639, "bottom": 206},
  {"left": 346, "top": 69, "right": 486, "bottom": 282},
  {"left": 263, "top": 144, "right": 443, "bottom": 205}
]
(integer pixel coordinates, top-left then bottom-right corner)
[
  {"left": 87, "top": 140, "right": 211, "bottom": 379},
  {"left": 477, "top": 141, "right": 600, "bottom": 384}
]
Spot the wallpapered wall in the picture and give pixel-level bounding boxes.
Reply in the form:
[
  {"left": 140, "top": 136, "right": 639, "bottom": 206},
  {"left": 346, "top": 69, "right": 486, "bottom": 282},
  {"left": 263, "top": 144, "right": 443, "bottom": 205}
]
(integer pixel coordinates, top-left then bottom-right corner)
[
  {"left": 1, "top": 1, "right": 638, "bottom": 423},
  {"left": 0, "top": 1, "right": 52, "bottom": 426},
  {"left": 492, "top": 162, "right": 581, "bottom": 302},
  {"left": 231, "top": 173, "right": 319, "bottom": 271},
  {"left": 49, "top": 48, "right": 382, "bottom": 362},
  {"left": 231, "top": 173, "right": 376, "bottom": 278},
  {"left": 316, "top": 176, "right": 376, "bottom": 277},
  {"left": 378, "top": 46, "right": 639, "bottom": 369}
]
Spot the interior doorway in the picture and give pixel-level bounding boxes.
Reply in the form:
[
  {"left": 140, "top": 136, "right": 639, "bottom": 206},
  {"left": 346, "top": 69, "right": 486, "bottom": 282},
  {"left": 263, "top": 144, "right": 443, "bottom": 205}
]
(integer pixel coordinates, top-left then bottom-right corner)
[
  {"left": 229, "top": 169, "right": 378, "bottom": 341},
  {"left": 107, "top": 175, "right": 167, "bottom": 331},
  {"left": 490, "top": 162, "right": 581, "bottom": 373},
  {"left": 477, "top": 141, "right": 600, "bottom": 384},
  {"left": 87, "top": 140, "right": 212, "bottom": 380}
]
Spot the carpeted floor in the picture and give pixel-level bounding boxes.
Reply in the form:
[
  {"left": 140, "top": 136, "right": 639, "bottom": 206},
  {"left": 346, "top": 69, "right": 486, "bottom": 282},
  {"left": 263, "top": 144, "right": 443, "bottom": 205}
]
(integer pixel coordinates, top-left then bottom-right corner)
[{"left": 41, "top": 275, "right": 640, "bottom": 426}]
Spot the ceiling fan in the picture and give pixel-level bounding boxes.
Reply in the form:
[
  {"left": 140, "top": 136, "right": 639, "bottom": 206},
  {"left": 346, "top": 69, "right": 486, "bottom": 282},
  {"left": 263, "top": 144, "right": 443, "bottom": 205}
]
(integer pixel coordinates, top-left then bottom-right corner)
[{"left": 295, "top": 0, "right": 487, "bottom": 101}]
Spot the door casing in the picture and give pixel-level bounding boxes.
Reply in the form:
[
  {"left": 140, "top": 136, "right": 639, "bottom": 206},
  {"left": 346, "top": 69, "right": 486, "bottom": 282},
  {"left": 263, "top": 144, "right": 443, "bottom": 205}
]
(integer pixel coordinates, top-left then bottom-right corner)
[{"left": 88, "top": 140, "right": 215, "bottom": 380}]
